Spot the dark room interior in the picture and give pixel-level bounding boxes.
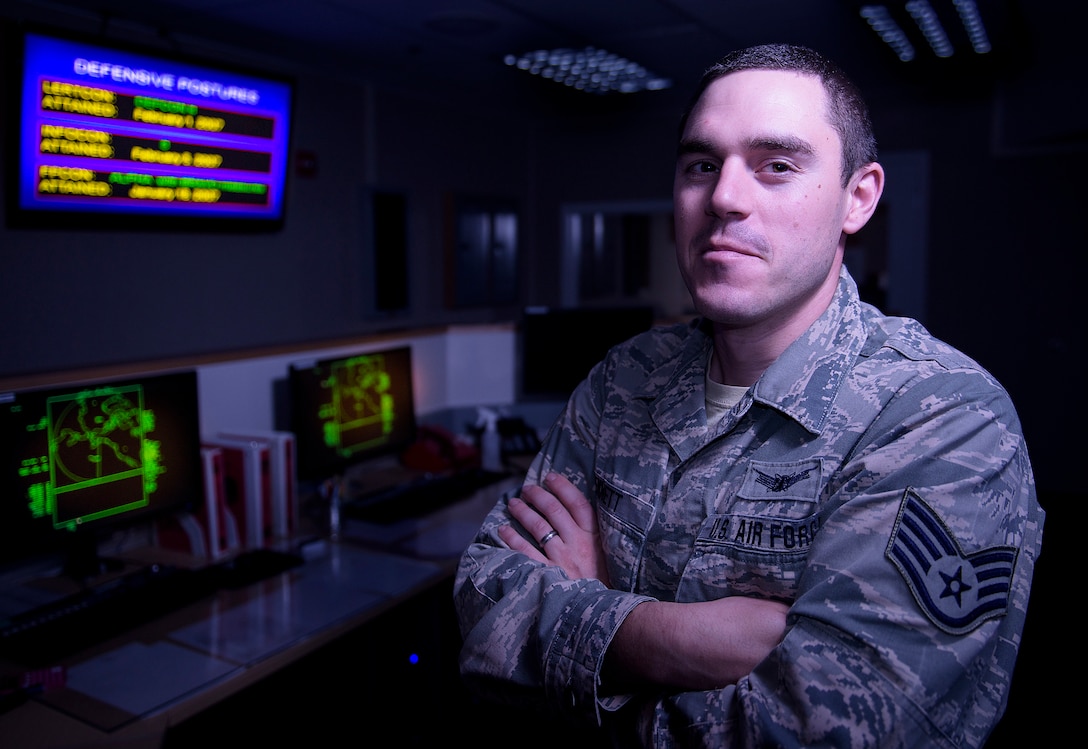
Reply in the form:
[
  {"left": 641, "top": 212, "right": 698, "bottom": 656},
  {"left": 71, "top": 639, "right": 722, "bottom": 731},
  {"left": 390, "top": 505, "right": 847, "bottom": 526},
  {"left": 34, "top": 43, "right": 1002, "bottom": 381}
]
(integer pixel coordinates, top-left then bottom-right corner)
[{"left": 0, "top": 0, "right": 1080, "bottom": 745}]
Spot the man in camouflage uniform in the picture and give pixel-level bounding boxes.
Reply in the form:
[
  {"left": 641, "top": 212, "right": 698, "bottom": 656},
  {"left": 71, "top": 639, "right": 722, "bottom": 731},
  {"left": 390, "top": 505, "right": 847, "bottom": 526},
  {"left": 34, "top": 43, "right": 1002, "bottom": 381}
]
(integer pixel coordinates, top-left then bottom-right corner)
[{"left": 453, "top": 44, "right": 1043, "bottom": 748}]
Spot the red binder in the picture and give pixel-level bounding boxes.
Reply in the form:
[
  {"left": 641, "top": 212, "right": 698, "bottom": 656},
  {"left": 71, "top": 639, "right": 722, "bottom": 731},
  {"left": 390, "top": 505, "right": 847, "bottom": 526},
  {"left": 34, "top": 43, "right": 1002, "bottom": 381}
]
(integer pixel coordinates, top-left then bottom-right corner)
[{"left": 203, "top": 437, "right": 275, "bottom": 550}]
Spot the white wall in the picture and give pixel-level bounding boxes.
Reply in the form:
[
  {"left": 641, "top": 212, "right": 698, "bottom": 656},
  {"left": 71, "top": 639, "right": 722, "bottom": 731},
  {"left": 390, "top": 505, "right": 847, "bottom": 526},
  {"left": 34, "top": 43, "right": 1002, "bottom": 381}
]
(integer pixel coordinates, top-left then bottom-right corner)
[{"left": 197, "top": 324, "right": 517, "bottom": 439}]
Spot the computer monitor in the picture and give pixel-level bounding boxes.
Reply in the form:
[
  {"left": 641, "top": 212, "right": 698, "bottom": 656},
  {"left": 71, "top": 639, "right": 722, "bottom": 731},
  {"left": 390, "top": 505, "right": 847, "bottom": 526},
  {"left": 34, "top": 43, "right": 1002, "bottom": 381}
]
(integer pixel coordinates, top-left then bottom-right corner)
[
  {"left": 288, "top": 345, "right": 417, "bottom": 483},
  {"left": 518, "top": 305, "right": 656, "bottom": 401},
  {"left": 0, "top": 369, "right": 204, "bottom": 580}
]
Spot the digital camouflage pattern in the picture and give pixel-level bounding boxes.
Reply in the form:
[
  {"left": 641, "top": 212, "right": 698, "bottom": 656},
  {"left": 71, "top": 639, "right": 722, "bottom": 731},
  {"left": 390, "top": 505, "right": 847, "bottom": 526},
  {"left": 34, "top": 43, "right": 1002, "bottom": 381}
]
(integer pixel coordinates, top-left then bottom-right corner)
[{"left": 454, "top": 267, "right": 1044, "bottom": 748}]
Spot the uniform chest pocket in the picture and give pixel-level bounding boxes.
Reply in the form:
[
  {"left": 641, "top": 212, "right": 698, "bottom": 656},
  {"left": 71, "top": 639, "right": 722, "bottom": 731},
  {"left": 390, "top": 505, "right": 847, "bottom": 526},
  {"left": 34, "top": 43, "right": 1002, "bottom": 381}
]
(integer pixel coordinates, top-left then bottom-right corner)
[
  {"left": 677, "top": 511, "right": 820, "bottom": 602},
  {"left": 594, "top": 474, "right": 654, "bottom": 591}
]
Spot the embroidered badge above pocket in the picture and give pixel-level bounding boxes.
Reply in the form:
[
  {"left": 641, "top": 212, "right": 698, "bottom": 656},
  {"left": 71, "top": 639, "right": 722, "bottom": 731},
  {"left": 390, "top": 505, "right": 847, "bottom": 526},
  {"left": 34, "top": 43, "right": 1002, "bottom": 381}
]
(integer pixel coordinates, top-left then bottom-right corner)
[{"left": 738, "top": 460, "right": 822, "bottom": 502}]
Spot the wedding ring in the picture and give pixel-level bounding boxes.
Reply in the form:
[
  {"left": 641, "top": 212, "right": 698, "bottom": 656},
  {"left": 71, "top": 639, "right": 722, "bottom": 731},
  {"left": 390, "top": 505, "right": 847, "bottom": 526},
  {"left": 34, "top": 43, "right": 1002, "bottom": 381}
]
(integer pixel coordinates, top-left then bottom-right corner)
[{"left": 539, "top": 529, "right": 559, "bottom": 546}]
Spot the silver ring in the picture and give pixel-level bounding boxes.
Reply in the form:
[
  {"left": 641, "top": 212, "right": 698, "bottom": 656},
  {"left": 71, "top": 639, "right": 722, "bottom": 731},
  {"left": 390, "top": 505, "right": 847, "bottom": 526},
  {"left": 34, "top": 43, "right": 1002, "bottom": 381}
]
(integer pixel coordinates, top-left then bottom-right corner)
[{"left": 539, "top": 529, "right": 559, "bottom": 546}]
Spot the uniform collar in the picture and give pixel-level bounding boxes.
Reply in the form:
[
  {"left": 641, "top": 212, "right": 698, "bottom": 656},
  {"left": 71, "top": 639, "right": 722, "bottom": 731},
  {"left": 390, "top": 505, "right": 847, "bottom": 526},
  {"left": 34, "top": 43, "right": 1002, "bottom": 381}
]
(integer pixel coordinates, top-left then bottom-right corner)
[
  {"left": 642, "top": 267, "right": 868, "bottom": 443},
  {"left": 751, "top": 266, "right": 868, "bottom": 435}
]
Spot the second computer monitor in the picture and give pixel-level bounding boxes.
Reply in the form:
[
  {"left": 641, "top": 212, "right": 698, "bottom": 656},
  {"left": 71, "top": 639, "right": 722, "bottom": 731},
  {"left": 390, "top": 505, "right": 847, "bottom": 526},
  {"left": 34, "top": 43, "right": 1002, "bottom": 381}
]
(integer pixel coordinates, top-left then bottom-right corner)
[{"left": 288, "top": 345, "right": 417, "bottom": 483}]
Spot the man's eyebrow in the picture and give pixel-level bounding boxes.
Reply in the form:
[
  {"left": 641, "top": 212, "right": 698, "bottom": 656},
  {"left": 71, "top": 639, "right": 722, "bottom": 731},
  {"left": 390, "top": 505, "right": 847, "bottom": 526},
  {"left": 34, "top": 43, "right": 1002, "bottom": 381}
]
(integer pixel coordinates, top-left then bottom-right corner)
[
  {"left": 747, "top": 135, "right": 815, "bottom": 156},
  {"left": 677, "top": 137, "right": 715, "bottom": 156},
  {"left": 676, "top": 135, "right": 816, "bottom": 157}
]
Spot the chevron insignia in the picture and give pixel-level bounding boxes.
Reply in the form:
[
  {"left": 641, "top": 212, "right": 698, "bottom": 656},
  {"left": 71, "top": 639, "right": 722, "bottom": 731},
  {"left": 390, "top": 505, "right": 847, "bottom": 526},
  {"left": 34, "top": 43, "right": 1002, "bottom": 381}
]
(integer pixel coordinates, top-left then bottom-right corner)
[{"left": 886, "top": 489, "right": 1018, "bottom": 635}]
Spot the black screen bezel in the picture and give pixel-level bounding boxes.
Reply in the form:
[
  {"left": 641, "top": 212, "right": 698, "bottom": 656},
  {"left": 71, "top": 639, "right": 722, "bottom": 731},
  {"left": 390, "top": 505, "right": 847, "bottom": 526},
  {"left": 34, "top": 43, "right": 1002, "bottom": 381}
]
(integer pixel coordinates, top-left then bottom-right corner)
[{"left": 518, "top": 305, "right": 656, "bottom": 402}]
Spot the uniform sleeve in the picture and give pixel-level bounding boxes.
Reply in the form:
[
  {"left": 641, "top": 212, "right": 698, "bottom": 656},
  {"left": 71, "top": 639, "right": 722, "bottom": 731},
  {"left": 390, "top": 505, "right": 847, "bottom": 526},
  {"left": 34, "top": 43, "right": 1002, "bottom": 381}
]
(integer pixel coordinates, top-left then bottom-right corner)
[
  {"left": 453, "top": 376, "right": 653, "bottom": 725},
  {"left": 635, "top": 370, "right": 1043, "bottom": 748}
]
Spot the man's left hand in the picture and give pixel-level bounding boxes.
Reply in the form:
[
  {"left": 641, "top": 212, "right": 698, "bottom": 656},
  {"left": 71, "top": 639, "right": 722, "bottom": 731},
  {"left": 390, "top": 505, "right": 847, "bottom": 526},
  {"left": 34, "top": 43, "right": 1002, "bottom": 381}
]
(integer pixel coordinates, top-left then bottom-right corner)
[{"left": 499, "top": 472, "right": 611, "bottom": 587}]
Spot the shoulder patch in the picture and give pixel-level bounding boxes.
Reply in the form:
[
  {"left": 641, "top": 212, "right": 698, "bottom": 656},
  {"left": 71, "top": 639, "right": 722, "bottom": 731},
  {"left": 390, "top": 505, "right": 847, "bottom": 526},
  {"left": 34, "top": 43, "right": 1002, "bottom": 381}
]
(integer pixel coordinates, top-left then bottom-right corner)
[{"left": 886, "top": 488, "right": 1018, "bottom": 635}]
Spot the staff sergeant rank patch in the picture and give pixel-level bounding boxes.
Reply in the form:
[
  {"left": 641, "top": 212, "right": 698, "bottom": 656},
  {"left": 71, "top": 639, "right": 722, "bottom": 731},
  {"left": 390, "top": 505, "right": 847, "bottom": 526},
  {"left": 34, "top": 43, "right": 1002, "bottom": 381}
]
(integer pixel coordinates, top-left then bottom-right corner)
[{"left": 886, "top": 489, "right": 1018, "bottom": 635}]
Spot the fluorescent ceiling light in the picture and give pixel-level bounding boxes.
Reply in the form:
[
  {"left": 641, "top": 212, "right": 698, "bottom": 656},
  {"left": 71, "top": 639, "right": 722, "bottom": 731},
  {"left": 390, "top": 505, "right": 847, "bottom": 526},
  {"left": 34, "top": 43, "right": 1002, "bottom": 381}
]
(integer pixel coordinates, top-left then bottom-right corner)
[
  {"left": 861, "top": 5, "right": 916, "bottom": 61},
  {"left": 860, "top": 1, "right": 992, "bottom": 61},
  {"left": 906, "top": 0, "right": 954, "bottom": 57},
  {"left": 504, "top": 47, "right": 672, "bottom": 94},
  {"left": 954, "top": 0, "right": 992, "bottom": 53}
]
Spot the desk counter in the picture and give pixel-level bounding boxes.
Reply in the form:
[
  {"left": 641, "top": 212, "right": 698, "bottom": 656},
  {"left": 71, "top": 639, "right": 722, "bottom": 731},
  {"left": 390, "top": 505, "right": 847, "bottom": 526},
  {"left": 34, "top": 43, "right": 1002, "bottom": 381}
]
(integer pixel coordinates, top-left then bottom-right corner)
[{"left": 0, "top": 473, "right": 522, "bottom": 749}]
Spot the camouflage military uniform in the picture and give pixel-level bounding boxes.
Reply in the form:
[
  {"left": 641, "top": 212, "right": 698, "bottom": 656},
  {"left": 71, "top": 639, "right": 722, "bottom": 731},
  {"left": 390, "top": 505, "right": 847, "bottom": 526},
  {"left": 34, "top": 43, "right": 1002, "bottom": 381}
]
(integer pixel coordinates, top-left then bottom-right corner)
[{"left": 454, "top": 267, "right": 1044, "bottom": 748}]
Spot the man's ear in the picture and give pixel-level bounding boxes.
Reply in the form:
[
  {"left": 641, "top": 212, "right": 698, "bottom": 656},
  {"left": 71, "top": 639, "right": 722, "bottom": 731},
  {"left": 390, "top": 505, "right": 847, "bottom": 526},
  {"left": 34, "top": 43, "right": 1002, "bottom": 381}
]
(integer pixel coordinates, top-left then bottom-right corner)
[{"left": 842, "top": 162, "right": 885, "bottom": 235}]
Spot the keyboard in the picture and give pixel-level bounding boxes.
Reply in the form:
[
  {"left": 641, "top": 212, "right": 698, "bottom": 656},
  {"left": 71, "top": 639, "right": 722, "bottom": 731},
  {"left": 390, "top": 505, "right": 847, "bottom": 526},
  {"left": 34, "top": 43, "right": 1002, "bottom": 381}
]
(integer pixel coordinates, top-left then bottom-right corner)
[
  {"left": 342, "top": 468, "right": 510, "bottom": 524},
  {"left": 0, "top": 548, "right": 304, "bottom": 667}
]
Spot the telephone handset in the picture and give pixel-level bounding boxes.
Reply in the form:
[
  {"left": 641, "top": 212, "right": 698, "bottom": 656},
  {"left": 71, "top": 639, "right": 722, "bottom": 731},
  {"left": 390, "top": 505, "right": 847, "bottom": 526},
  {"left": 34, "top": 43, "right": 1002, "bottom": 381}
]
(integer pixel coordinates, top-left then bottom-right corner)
[{"left": 400, "top": 424, "right": 481, "bottom": 473}]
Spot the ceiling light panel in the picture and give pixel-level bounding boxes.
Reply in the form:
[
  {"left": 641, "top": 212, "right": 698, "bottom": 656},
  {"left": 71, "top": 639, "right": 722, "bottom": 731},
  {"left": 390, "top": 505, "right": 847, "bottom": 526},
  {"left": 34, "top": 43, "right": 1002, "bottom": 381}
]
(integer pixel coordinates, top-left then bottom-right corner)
[
  {"left": 953, "top": 0, "right": 992, "bottom": 53},
  {"left": 859, "top": 0, "right": 994, "bottom": 61},
  {"left": 504, "top": 46, "right": 672, "bottom": 94},
  {"left": 860, "top": 5, "right": 916, "bottom": 61},
  {"left": 906, "top": 0, "right": 953, "bottom": 57}
]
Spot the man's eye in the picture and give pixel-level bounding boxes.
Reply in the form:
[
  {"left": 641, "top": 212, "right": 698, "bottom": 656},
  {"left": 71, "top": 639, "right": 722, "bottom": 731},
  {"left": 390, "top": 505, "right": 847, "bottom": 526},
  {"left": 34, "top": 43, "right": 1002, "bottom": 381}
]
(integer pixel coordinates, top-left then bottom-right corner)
[
  {"left": 689, "top": 160, "right": 718, "bottom": 174},
  {"left": 766, "top": 161, "right": 792, "bottom": 174}
]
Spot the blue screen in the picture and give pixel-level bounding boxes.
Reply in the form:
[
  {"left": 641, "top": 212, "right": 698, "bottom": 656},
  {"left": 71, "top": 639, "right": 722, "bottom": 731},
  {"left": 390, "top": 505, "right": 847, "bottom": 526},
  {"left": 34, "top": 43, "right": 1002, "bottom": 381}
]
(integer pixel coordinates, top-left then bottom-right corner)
[{"left": 14, "top": 31, "right": 293, "bottom": 229}]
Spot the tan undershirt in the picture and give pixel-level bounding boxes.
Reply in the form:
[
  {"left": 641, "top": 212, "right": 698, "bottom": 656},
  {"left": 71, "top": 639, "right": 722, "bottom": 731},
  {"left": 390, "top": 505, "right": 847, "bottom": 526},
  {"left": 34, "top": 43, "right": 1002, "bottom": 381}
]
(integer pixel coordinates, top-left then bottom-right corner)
[{"left": 705, "top": 354, "right": 747, "bottom": 428}]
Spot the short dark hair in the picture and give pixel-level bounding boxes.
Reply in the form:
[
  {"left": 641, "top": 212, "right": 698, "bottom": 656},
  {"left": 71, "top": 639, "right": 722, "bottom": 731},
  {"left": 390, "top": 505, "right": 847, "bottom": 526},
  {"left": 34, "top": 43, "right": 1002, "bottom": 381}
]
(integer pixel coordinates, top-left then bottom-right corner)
[{"left": 678, "top": 44, "right": 878, "bottom": 186}]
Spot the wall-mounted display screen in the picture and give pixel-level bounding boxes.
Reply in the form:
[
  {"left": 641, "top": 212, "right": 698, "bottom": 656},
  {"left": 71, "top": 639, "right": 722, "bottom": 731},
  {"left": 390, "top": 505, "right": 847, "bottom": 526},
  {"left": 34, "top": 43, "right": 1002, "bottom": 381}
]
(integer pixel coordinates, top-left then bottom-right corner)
[{"left": 9, "top": 29, "right": 294, "bottom": 231}]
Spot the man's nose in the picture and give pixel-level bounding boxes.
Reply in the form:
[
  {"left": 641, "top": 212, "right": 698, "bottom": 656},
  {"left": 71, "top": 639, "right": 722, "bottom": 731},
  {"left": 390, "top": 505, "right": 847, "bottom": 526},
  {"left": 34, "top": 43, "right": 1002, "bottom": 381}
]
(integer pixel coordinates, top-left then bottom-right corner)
[{"left": 707, "top": 159, "right": 750, "bottom": 218}]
